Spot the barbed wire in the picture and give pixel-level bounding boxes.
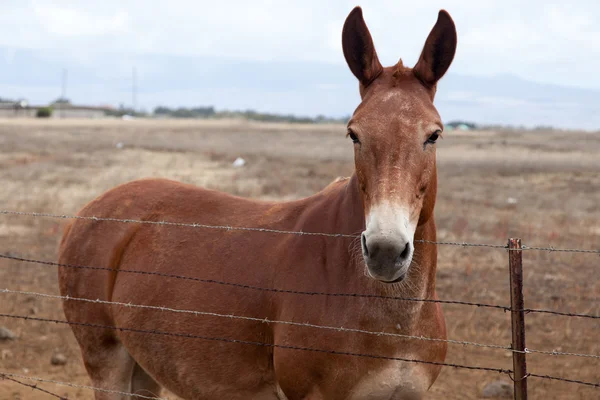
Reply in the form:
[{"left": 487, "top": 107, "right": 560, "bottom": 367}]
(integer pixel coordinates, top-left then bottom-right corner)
[
  {"left": 522, "top": 307, "right": 600, "bottom": 320},
  {"left": 417, "top": 239, "right": 508, "bottom": 249},
  {"left": 0, "top": 312, "right": 512, "bottom": 376},
  {"left": 0, "top": 253, "right": 511, "bottom": 311},
  {"left": 1, "top": 313, "right": 599, "bottom": 390},
  {"left": 523, "top": 347, "right": 600, "bottom": 360},
  {"left": 5, "top": 252, "right": 600, "bottom": 319},
  {"left": 1, "top": 373, "right": 68, "bottom": 399},
  {"left": 529, "top": 373, "right": 600, "bottom": 388},
  {"left": 3, "top": 209, "right": 599, "bottom": 254},
  {"left": 521, "top": 245, "right": 600, "bottom": 255},
  {"left": 0, "top": 288, "right": 512, "bottom": 352},
  {"left": 4, "top": 288, "right": 600, "bottom": 360},
  {"left": 0, "top": 210, "right": 357, "bottom": 238},
  {"left": 0, "top": 371, "right": 166, "bottom": 399},
  {"left": 4, "top": 252, "right": 600, "bottom": 320}
]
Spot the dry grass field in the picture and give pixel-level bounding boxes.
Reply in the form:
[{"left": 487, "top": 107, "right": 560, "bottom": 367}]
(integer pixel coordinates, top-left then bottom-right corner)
[{"left": 0, "top": 118, "right": 598, "bottom": 399}]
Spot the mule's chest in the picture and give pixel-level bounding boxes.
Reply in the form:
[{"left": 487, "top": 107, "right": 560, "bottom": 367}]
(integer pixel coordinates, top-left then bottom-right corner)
[
  {"left": 347, "top": 362, "right": 431, "bottom": 400},
  {"left": 275, "top": 350, "right": 435, "bottom": 400}
]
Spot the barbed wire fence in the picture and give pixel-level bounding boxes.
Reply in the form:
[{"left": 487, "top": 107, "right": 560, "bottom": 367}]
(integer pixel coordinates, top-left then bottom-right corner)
[
  {"left": 0, "top": 371, "right": 165, "bottom": 400},
  {"left": 0, "top": 209, "right": 599, "bottom": 399},
  {"left": 0, "top": 373, "right": 68, "bottom": 400}
]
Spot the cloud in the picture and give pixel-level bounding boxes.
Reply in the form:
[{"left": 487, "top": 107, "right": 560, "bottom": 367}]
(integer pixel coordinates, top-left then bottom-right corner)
[
  {"left": 32, "top": 5, "right": 128, "bottom": 37},
  {"left": 2, "top": 3, "right": 597, "bottom": 70},
  {"left": 0, "top": 0, "right": 599, "bottom": 128},
  {"left": 1, "top": 0, "right": 598, "bottom": 86}
]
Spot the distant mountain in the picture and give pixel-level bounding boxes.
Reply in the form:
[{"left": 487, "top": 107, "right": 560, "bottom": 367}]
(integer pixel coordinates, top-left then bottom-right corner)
[
  {"left": 0, "top": 47, "right": 598, "bottom": 130},
  {"left": 436, "top": 73, "right": 600, "bottom": 130}
]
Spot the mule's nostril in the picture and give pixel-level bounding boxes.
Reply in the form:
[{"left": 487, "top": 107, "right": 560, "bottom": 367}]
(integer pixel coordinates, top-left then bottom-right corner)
[
  {"left": 399, "top": 242, "right": 411, "bottom": 261},
  {"left": 361, "top": 233, "right": 369, "bottom": 257}
]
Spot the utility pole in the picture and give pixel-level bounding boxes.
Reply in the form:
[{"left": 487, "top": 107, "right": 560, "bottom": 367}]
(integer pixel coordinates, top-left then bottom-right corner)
[
  {"left": 61, "top": 68, "right": 68, "bottom": 100},
  {"left": 59, "top": 68, "right": 68, "bottom": 119},
  {"left": 132, "top": 66, "right": 137, "bottom": 113}
]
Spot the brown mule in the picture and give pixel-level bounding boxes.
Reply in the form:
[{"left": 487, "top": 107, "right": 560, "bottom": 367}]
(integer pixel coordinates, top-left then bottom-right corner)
[{"left": 58, "top": 6, "right": 457, "bottom": 400}]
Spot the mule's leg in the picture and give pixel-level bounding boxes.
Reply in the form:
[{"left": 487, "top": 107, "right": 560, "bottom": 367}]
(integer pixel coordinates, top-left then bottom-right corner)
[
  {"left": 75, "top": 331, "right": 136, "bottom": 400},
  {"left": 131, "top": 363, "right": 162, "bottom": 398}
]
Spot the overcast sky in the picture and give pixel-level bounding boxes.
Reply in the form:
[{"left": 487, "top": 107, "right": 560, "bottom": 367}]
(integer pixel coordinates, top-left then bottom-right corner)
[{"left": 1, "top": 1, "right": 600, "bottom": 128}]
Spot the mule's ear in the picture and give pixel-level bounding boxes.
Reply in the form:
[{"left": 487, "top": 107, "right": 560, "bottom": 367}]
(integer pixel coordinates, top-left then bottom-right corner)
[
  {"left": 413, "top": 10, "right": 457, "bottom": 87},
  {"left": 342, "top": 7, "right": 383, "bottom": 87}
]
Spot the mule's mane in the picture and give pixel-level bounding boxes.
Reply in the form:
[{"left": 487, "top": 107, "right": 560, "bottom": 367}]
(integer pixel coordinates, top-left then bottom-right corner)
[
  {"left": 392, "top": 58, "right": 438, "bottom": 96},
  {"left": 322, "top": 176, "right": 351, "bottom": 193},
  {"left": 332, "top": 176, "right": 350, "bottom": 183},
  {"left": 392, "top": 58, "right": 412, "bottom": 79}
]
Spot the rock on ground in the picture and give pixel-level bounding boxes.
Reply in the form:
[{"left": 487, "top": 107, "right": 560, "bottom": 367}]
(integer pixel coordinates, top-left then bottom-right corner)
[
  {"left": 0, "top": 326, "right": 16, "bottom": 340},
  {"left": 482, "top": 380, "right": 513, "bottom": 398},
  {"left": 51, "top": 353, "right": 68, "bottom": 366}
]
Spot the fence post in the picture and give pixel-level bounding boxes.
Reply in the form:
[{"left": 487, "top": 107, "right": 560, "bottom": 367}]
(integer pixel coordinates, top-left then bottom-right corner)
[{"left": 508, "top": 238, "right": 528, "bottom": 400}]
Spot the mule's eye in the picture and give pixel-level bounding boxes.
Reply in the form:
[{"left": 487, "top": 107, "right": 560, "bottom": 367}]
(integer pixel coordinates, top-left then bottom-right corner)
[
  {"left": 347, "top": 129, "right": 360, "bottom": 144},
  {"left": 425, "top": 130, "right": 442, "bottom": 145}
]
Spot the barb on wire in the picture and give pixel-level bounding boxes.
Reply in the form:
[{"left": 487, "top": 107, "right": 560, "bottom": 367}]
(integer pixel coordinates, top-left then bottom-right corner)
[
  {"left": 529, "top": 372, "right": 600, "bottom": 388},
  {"left": 522, "top": 307, "right": 599, "bottom": 320},
  {"left": 0, "top": 312, "right": 512, "bottom": 376},
  {"left": 0, "top": 253, "right": 511, "bottom": 311},
  {"left": 0, "top": 288, "right": 512, "bottom": 353},
  {"left": 507, "top": 372, "right": 530, "bottom": 383},
  {"left": 1, "top": 373, "right": 68, "bottom": 399}
]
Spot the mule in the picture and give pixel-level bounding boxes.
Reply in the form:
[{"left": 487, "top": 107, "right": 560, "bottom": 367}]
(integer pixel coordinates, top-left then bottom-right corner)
[{"left": 58, "top": 6, "right": 457, "bottom": 400}]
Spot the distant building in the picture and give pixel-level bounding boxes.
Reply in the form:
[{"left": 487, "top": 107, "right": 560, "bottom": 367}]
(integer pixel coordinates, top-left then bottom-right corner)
[
  {"left": 51, "top": 103, "right": 111, "bottom": 119},
  {"left": 0, "top": 101, "right": 111, "bottom": 119},
  {"left": 0, "top": 100, "right": 32, "bottom": 117},
  {"left": 445, "top": 121, "right": 477, "bottom": 131}
]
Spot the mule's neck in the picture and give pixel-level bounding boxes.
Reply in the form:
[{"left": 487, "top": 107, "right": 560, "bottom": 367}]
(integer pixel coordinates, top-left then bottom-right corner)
[{"left": 334, "top": 174, "right": 365, "bottom": 234}]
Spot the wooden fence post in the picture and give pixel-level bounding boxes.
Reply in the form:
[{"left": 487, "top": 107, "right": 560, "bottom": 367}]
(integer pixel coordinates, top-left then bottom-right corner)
[{"left": 508, "top": 238, "right": 528, "bottom": 400}]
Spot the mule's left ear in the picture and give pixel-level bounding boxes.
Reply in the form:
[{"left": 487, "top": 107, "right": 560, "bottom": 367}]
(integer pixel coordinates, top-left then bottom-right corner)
[
  {"left": 342, "top": 7, "right": 383, "bottom": 87},
  {"left": 413, "top": 10, "right": 457, "bottom": 87}
]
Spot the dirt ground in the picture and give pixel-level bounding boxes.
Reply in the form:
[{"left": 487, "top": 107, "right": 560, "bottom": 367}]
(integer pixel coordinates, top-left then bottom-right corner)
[{"left": 0, "top": 118, "right": 598, "bottom": 399}]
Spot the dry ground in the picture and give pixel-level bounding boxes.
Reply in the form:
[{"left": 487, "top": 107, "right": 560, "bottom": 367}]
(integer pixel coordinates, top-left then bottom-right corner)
[{"left": 0, "top": 118, "right": 598, "bottom": 399}]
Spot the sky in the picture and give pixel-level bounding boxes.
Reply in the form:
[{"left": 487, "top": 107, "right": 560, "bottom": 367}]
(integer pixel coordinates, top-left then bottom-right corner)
[{"left": 1, "top": 1, "right": 600, "bottom": 128}]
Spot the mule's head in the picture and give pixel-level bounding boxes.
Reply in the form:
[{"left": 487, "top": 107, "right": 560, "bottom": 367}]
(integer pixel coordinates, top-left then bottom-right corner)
[{"left": 343, "top": 7, "right": 457, "bottom": 283}]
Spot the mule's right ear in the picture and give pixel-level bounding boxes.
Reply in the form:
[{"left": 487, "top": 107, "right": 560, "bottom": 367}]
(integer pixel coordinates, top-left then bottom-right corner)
[
  {"left": 342, "top": 7, "right": 383, "bottom": 87},
  {"left": 413, "top": 10, "right": 457, "bottom": 87}
]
